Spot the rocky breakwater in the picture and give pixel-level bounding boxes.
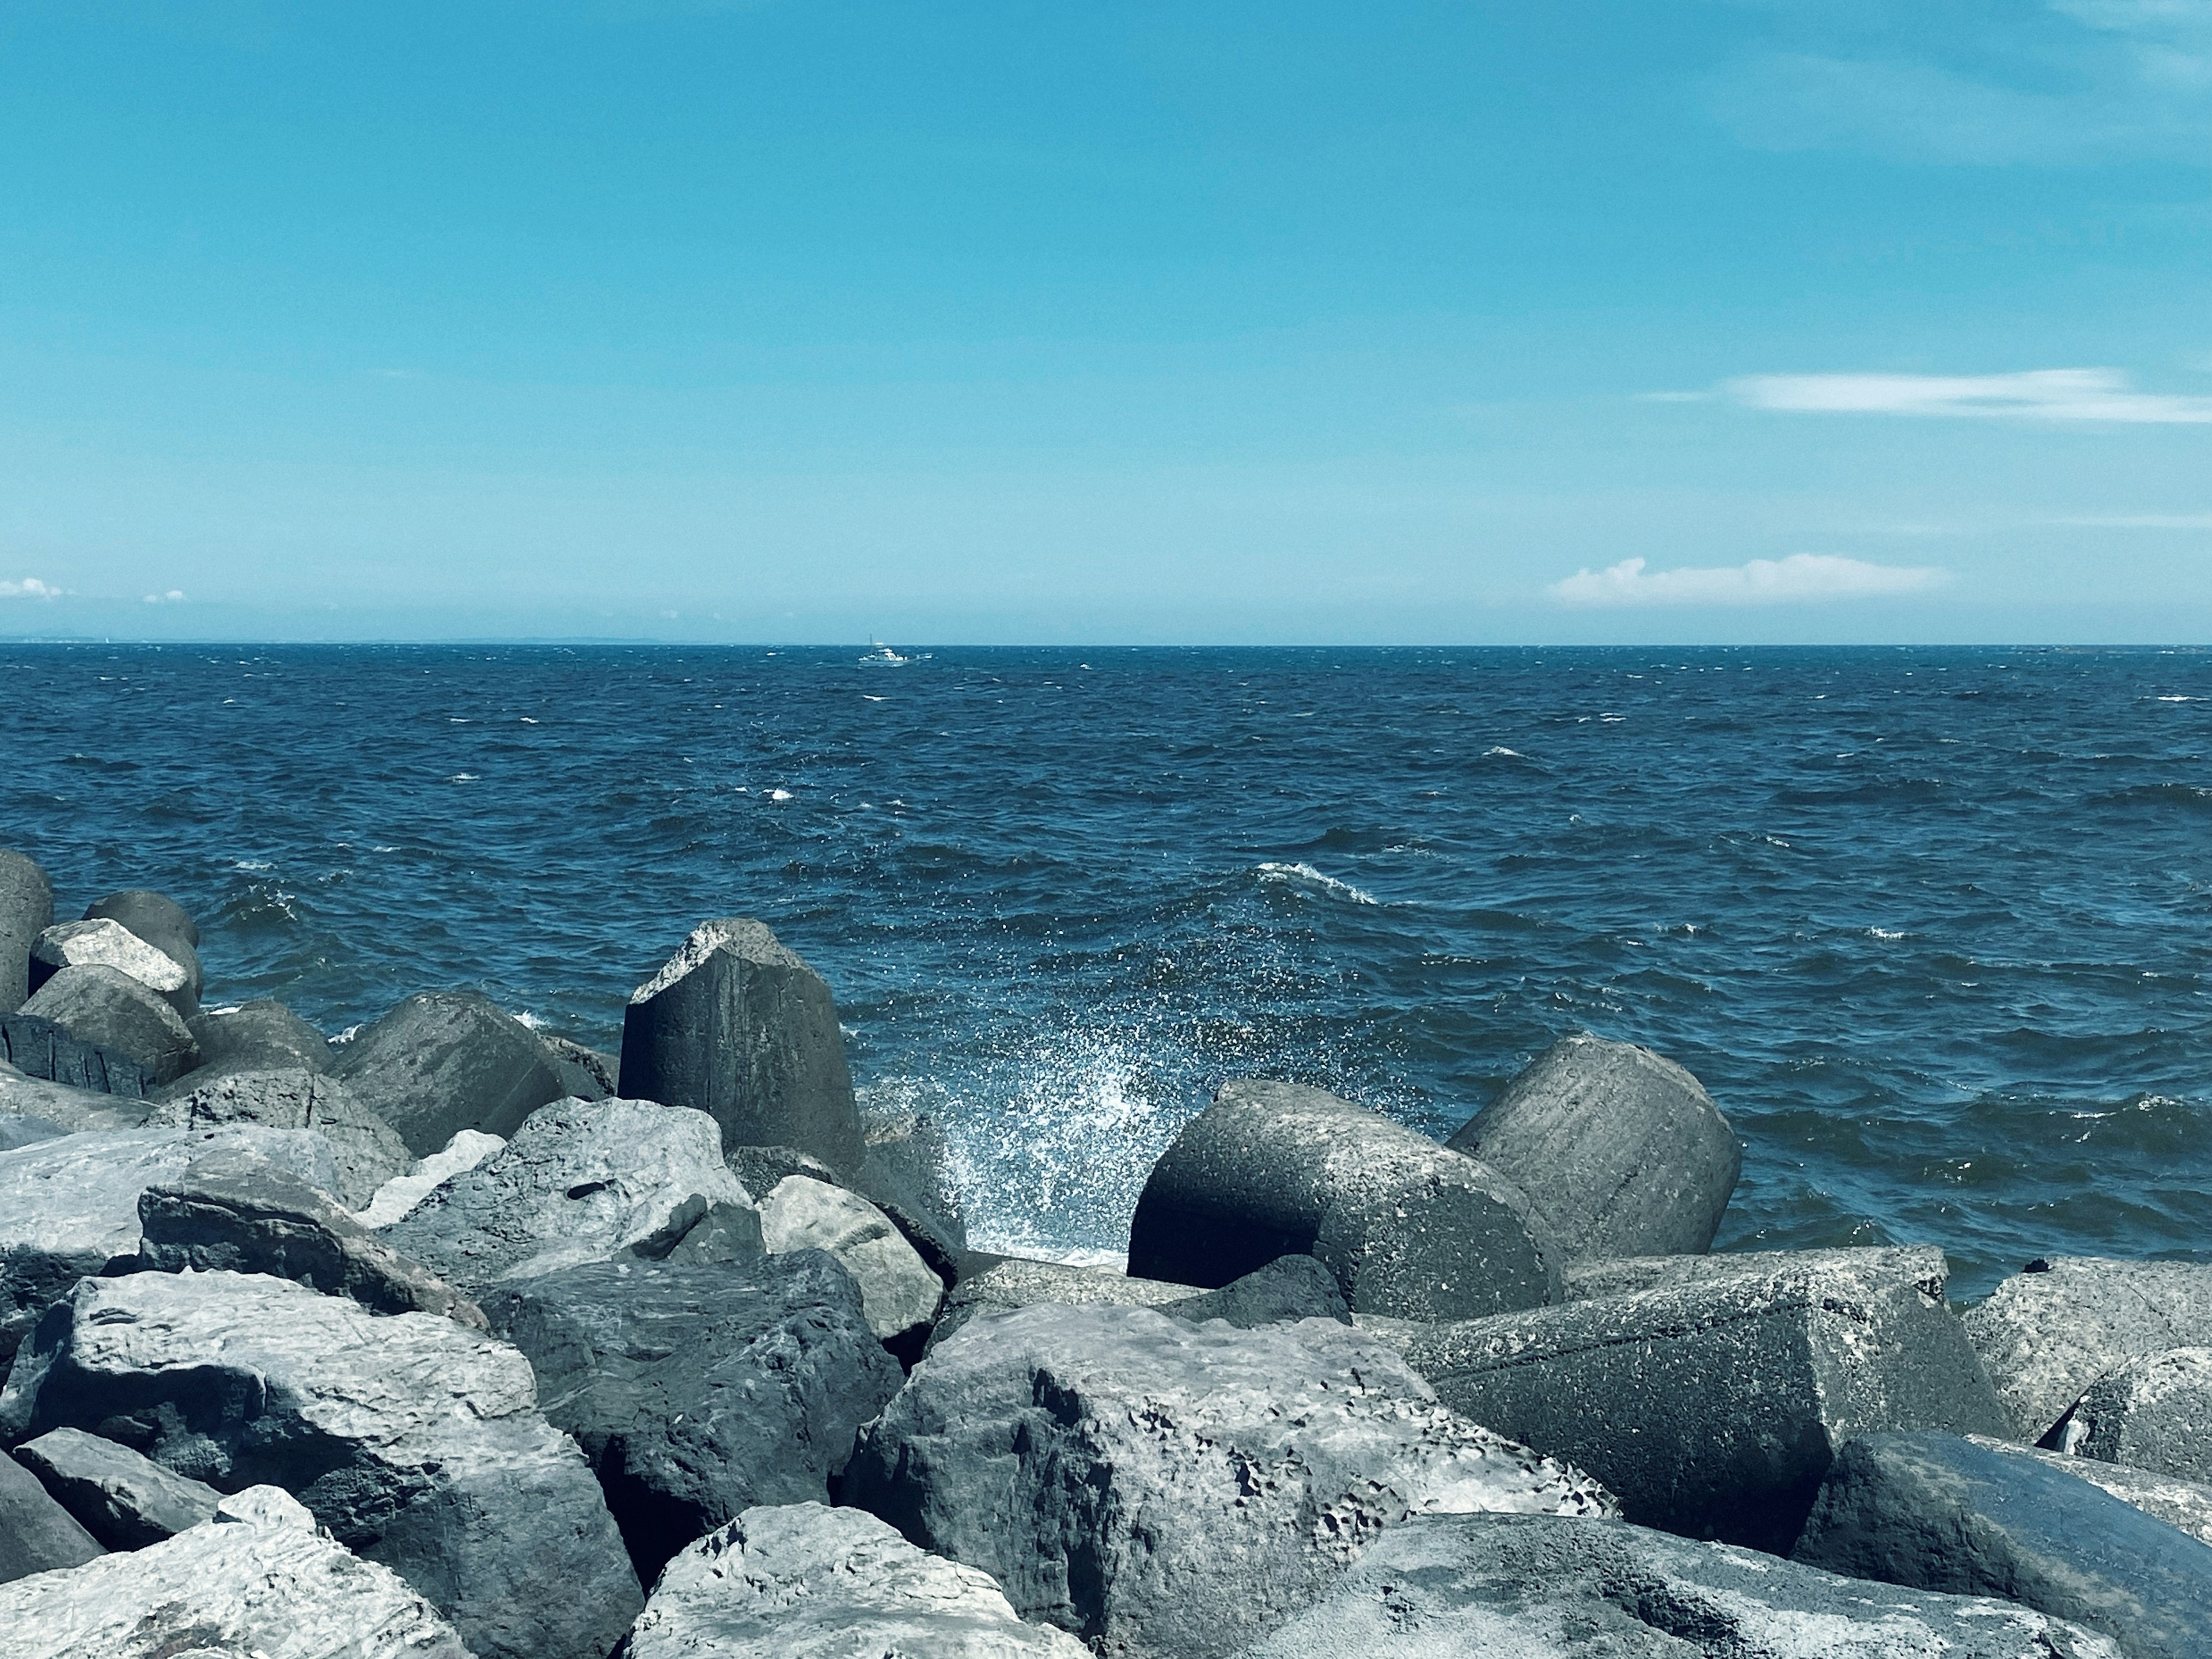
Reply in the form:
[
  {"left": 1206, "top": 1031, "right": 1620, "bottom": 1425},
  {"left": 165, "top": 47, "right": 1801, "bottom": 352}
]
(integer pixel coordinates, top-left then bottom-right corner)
[{"left": 0, "top": 843, "right": 2202, "bottom": 1657}]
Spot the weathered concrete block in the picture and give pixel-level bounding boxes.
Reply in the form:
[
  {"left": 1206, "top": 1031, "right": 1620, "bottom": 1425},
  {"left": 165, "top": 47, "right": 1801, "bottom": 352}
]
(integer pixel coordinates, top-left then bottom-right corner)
[
  {"left": 18, "top": 965, "right": 198, "bottom": 1084},
  {"left": 619, "top": 918, "right": 864, "bottom": 1171},
  {"left": 1562, "top": 1243, "right": 1948, "bottom": 1302},
  {"left": 0, "top": 1269, "right": 641, "bottom": 1659},
  {"left": 1963, "top": 1433, "right": 2212, "bottom": 1546},
  {"left": 0, "top": 851, "right": 53, "bottom": 1016},
  {"left": 1127, "top": 1080, "right": 1561, "bottom": 1321},
  {"left": 541, "top": 1032, "right": 620, "bottom": 1099},
  {"left": 2061, "top": 1346, "right": 2212, "bottom": 1483},
  {"left": 1794, "top": 1431, "right": 2212, "bottom": 1659},
  {"left": 925, "top": 1255, "right": 1200, "bottom": 1353},
  {"left": 0, "top": 1014, "right": 154, "bottom": 1097},
  {"left": 1964, "top": 1257, "right": 2212, "bottom": 1444},
  {"left": 1234, "top": 1510, "right": 2123, "bottom": 1658},
  {"left": 1445, "top": 1033, "right": 1740, "bottom": 1261},
  {"left": 624, "top": 1503, "right": 1090, "bottom": 1659},
  {"left": 180, "top": 998, "right": 334, "bottom": 1079},
  {"left": 1159, "top": 1251, "right": 1351, "bottom": 1328},
  {"left": 29, "top": 919, "right": 196, "bottom": 1018},
  {"left": 1393, "top": 1249, "right": 2009, "bottom": 1552},
  {"left": 0, "top": 1449, "right": 102, "bottom": 1584},
  {"left": 842, "top": 1302, "right": 1616, "bottom": 1658},
  {"left": 331, "top": 990, "right": 569, "bottom": 1157},
  {"left": 0, "top": 1484, "right": 471, "bottom": 1659},
  {"left": 146, "top": 1065, "right": 410, "bottom": 1209},
  {"left": 759, "top": 1175, "right": 941, "bottom": 1346},
  {"left": 0, "top": 1061, "right": 146, "bottom": 1134},
  {"left": 480, "top": 1252, "right": 902, "bottom": 1583},
  {"left": 12, "top": 1427, "right": 222, "bottom": 1549}
]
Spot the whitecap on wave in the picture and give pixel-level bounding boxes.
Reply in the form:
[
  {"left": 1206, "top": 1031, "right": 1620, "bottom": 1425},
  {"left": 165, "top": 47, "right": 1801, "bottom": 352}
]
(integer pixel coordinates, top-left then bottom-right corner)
[{"left": 1255, "top": 861, "right": 1377, "bottom": 905}]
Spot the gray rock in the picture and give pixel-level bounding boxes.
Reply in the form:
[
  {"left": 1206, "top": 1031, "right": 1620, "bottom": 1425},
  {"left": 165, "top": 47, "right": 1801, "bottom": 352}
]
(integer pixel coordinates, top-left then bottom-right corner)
[
  {"left": 0, "top": 851, "right": 52, "bottom": 1016},
  {"left": 1232, "top": 1510, "right": 2123, "bottom": 1659},
  {"left": 0, "top": 1484, "right": 473, "bottom": 1659},
  {"left": 180, "top": 997, "right": 334, "bottom": 1078},
  {"left": 137, "top": 1149, "right": 487, "bottom": 1326},
  {"left": 146, "top": 1065, "right": 411, "bottom": 1208},
  {"left": 382, "top": 1097, "right": 757, "bottom": 1290},
  {"left": 0, "top": 1060, "right": 148, "bottom": 1132},
  {"left": 727, "top": 1141, "right": 844, "bottom": 1196},
  {"left": 1161, "top": 1252, "right": 1351, "bottom": 1328},
  {"left": 541, "top": 1031, "right": 620, "bottom": 1099},
  {"left": 1127, "top": 1079, "right": 1561, "bottom": 1321},
  {"left": 855, "top": 1111, "right": 969, "bottom": 1255},
  {"left": 0, "top": 1124, "right": 340, "bottom": 1363},
  {"left": 0, "top": 1268, "right": 640, "bottom": 1659},
  {"left": 2061, "top": 1346, "right": 2212, "bottom": 1482},
  {"left": 759, "top": 1175, "right": 941, "bottom": 1346},
  {"left": 1964, "top": 1257, "right": 2212, "bottom": 1444},
  {"left": 0, "top": 1448, "right": 102, "bottom": 1584},
  {"left": 18, "top": 964, "right": 198, "bottom": 1084},
  {"left": 1794, "top": 1430, "right": 2212, "bottom": 1659},
  {"left": 354, "top": 1127, "right": 506, "bottom": 1227},
  {"left": 29, "top": 918, "right": 196, "bottom": 1018},
  {"left": 1393, "top": 1248, "right": 2010, "bottom": 1552},
  {"left": 1445, "top": 1033, "right": 1740, "bottom": 1261},
  {"left": 619, "top": 918, "right": 865, "bottom": 1171},
  {"left": 1563, "top": 1243, "right": 1950, "bottom": 1302},
  {"left": 624, "top": 1502, "right": 1090, "bottom": 1659},
  {"left": 0, "top": 1116, "right": 63, "bottom": 1153},
  {"left": 926, "top": 1255, "right": 1200, "bottom": 1353},
  {"left": 732, "top": 1139, "right": 965, "bottom": 1287},
  {"left": 479, "top": 1252, "right": 903, "bottom": 1584},
  {"left": 12, "top": 1427, "right": 222, "bottom": 1548},
  {"left": 841, "top": 1302, "right": 1616, "bottom": 1658},
  {"left": 0, "top": 1012, "right": 154, "bottom": 1097},
  {"left": 332, "top": 990, "right": 569, "bottom": 1157},
  {"left": 80, "top": 888, "right": 200, "bottom": 987},
  {"left": 1964, "top": 1434, "right": 2212, "bottom": 1546}
]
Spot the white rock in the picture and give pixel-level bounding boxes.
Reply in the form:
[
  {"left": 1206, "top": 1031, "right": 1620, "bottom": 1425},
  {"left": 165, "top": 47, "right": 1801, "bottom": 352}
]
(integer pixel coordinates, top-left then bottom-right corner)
[
  {"left": 353, "top": 1127, "right": 505, "bottom": 1228},
  {"left": 760, "top": 1174, "right": 942, "bottom": 1340},
  {"left": 30, "top": 918, "right": 190, "bottom": 995}
]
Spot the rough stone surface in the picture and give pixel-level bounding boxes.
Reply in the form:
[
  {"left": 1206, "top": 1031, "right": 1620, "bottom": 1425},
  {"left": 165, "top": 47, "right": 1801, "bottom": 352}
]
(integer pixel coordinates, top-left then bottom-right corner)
[
  {"left": 29, "top": 918, "right": 194, "bottom": 1016},
  {"left": 1964, "top": 1257, "right": 2212, "bottom": 1444},
  {"left": 1794, "top": 1431, "right": 2212, "bottom": 1659},
  {"left": 1394, "top": 1249, "right": 2010, "bottom": 1552},
  {"left": 1445, "top": 1033, "right": 1740, "bottom": 1261},
  {"left": 13, "top": 1426, "right": 222, "bottom": 1548},
  {"left": 0, "top": 852, "right": 53, "bottom": 1016},
  {"left": 759, "top": 1175, "right": 941, "bottom": 1343},
  {"left": 146, "top": 1065, "right": 411, "bottom": 1207},
  {"left": 138, "top": 1149, "right": 486, "bottom": 1326},
  {"left": 355, "top": 1127, "right": 505, "bottom": 1227},
  {"left": 619, "top": 918, "right": 865, "bottom": 1171},
  {"left": 1233, "top": 1511, "right": 2122, "bottom": 1659},
  {"left": 1964, "top": 1433, "right": 2212, "bottom": 1546},
  {"left": 79, "top": 889, "right": 201, "bottom": 994},
  {"left": 855, "top": 1111, "right": 970, "bottom": 1257},
  {"left": 332, "top": 989, "right": 570, "bottom": 1157},
  {"left": 0, "top": 1448, "right": 103, "bottom": 1584},
  {"left": 926, "top": 1255, "right": 1200, "bottom": 1353},
  {"left": 179, "top": 998, "right": 334, "bottom": 1080},
  {"left": 1161, "top": 1252, "right": 1353, "bottom": 1328},
  {"left": 480, "top": 1252, "right": 903, "bottom": 1584},
  {"left": 2062, "top": 1346, "right": 2212, "bottom": 1482},
  {"left": 0, "top": 1061, "right": 146, "bottom": 1133},
  {"left": 842, "top": 1302, "right": 1617, "bottom": 1659},
  {"left": 0, "top": 1484, "right": 474, "bottom": 1659},
  {"left": 732, "top": 1139, "right": 965, "bottom": 1287},
  {"left": 0, "top": 1116, "right": 62, "bottom": 1153},
  {"left": 0, "top": 1124, "right": 339, "bottom": 1363},
  {"left": 542, "top": 1032, "right": 620, "bottom": 1099},
  {"left": 0, "top": 1014, "right": 154, "bottom": 1097},
  {"left": 18, "top": 964, "right": 198, "bottom": 1084},
  {"left": 1563, "top": 1243, "right": 1948, "bottom": 1304},
  {"left": 382, "top": 1097, "right": 758, "bottom": 1290},
  {"left": 624, "top": 1503, "right": 1090, "bottom": 1659},
  {"left": 0, "top": 1268, "right": 641, "bottom": 1659},
  {"left": 1127, "top": 1079, "right": 1562, "bottom": 1321}
]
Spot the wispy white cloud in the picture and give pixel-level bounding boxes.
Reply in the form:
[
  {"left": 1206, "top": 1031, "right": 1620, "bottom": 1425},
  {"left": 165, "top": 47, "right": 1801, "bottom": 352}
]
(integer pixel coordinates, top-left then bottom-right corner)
[
  {"left": 0, "top": 577, "right": 62, "bottom": 600},
  {"left": 1729, "top": 368, "right": 2212, "bottom": 423},
  {"left": 141, "top": 589, "right": 187, "bottom": 604},
  {"left": 1550, "top": 554, "right": 1948, "bottom": 608},
  {"left": 2060, "top": 512, "right": 2212, "bottom": 527}
]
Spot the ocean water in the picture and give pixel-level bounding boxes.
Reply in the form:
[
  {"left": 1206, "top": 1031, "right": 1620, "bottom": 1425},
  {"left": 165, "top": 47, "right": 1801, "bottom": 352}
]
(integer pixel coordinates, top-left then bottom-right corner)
[{"left": 5, "top": 643, "right": 2208, "bottom": 1298}]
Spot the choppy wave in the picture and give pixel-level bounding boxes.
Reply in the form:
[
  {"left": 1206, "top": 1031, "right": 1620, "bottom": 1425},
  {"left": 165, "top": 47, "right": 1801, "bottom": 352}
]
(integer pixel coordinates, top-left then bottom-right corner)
[{"left": 1255, "top": 861, "right": 1378, "bottom": 904}]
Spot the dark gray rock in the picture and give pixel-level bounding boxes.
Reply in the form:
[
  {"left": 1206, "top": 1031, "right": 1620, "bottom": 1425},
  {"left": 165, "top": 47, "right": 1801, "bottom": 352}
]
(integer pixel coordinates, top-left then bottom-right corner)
[
  {"left": 18, "top": 965, "right": 198, "bottom": 1084},
  {"left": 1127, "top": 1079, "right": 1561, "bottom": 1321},
  {"left": 727, "top": 1141, "right": 843, "bottom": 1195},
  {"left": 841, "top": 1302, "right": 1616, "bottom": 1659},
  {"left": 0, "top": 1125, "right": 340, "bottom": 1364},
  {"left": 353, "top": 1127, "right": 506, "bottom": 1227},
  {"left": 146, "top": 1065, "right": 411, "bottom": 1208},
  {"left": 381, "top": 1096, "right": 758, "bottom": 1290},
  {"left": 0, "top": 1484, "right": 473, "bottom": 1659},
  {"left": 854, "top": 1111, "right": 969, "bottom": 1256},
  {"left": 0, "top": 1268, "right": 641, "bottom": 1659},
  {"left": 1445, "top": 1033, "right": 1740, "bottom": 1261},
  {"left": 479, "top": 1252, "right": 903, "bottom": 1584},
  {"left": 0, "top": 1446, "right": 103, "bottom": 1584},
  {"left": 81, "top": 888, "right": 199, "bottom": 969},
  {"left": 1161, "top": 1252, "right": 1351, "bottom": 1328},
  {"left": 731, "top": 1139, "right": 965, "bottom": 1288},
  {"left": 180, "top": 998, "right": 334, "bottom": 1078},
  {"left": 13, "top": 1427, "right": 222, "bottom": 1548},
  {"left": 137, "top": 1149, "right": 487, "bottom": 1327},
  {"left": 2061, "top": 1346, "right": 2212, "bottom": 1482},
  {"left": 331, "top": 990, "right": 569, "bottom": 1157},
  {"left": 1965, "top": 1258, "right": 2212, "bottom": 1445},
  {"left": 925, "top": 1255, "right": 1200, "bottom": 1354},
  {"left": 0, "top": 1013, "right": 154, "bottom": 1097},
  {"left": 1963, "top": 1433, "right": 2212, "bottom": 1546},
  {"left": 541, "top": 1032, "right": 620, "bottom": 1099},
  {"left": 623, "top": 1502, "right": 1090, "bottom": 1659},
  {"left": 28, "top": 918, "right": 197, "bottom": 1018},
  {"left": 0, "top": 1115, "right": 63, "bottom": 1153},
  {"left": 757, "top": 1175, "right": 941, "bottom": 1346},
  {"left": 0, "top": 1060, "right": 147, "bottom": 1133},
  {"left": 619, "top": 918, "right": 865, "bottom": 1171},
  {"left": 1234, "top": 1510, "right": 2123, "bottom": 1658},
  {"left": 1392, "top": 1248, "right": 2010, "bottom": 1552},
  {"left": 0, "top": 851, "right": 53, "bottom": 1016},
  {"left": 1794, "top": 1430, "right": 2212, "bottom": 1659},
  {"left": 1563, "top": 1243, "right": 1949, "bottom": 1302}
]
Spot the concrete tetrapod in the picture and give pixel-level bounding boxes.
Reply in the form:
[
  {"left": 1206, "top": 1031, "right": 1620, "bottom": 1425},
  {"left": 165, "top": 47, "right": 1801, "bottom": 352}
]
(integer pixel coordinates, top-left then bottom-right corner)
[
  {"left": 177, "top": 998, "right": 335, "bottom": 1080},
  {"left": 1126, "top": 1079, "right": 1561, "bottom": 1321},
  {"left": 331, "top": 990, "right": 569, "bottom": 1157},
  {"left": 18, "top": 965, "right": 198, "bottom": 1084},
  {"left": 2061, "top": 1346, "right": 2212, "bottom": 1482},
  {"left": 0, "top": 852, "right": 53, "bottom": 1016},
  {"left": 0, "top": 1269, "right": 641, "bottom": 1659},
  {"left": 0, "top": 1014, "right": 154, "bottom": 1097}
]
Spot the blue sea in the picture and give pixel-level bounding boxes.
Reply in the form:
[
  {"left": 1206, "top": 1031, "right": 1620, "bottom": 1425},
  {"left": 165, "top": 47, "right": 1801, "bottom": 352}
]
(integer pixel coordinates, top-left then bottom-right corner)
[{"left": 5, "top": 643, "right": 2208, "bottom": 1298}]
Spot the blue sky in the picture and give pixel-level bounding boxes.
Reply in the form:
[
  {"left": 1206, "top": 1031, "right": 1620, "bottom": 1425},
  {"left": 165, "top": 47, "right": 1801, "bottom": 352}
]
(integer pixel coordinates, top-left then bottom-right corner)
[{"left": 2, "top": 1, "right": 2208, "bottom": 643}]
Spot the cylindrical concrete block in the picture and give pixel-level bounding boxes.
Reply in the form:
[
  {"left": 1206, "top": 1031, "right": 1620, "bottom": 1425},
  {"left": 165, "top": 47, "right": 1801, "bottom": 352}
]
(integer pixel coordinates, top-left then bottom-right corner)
[
  {"left": 1126, "top": 1079, "right": 1562, "bottom": 1321},
  {"left": 0, "top": 850, "right": 55, "bottom": 1014},
  {"left": 19, "top": 964, "right": 200, "bottom": 1085}
]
